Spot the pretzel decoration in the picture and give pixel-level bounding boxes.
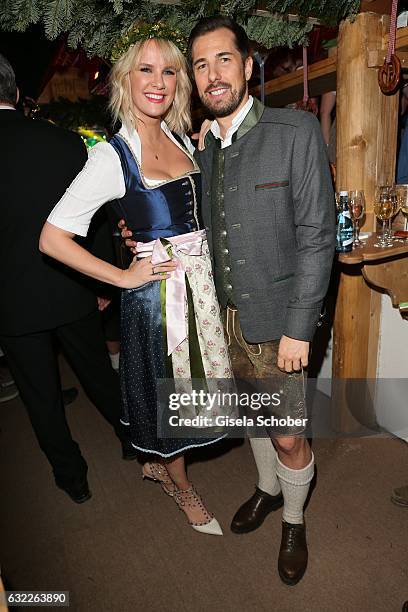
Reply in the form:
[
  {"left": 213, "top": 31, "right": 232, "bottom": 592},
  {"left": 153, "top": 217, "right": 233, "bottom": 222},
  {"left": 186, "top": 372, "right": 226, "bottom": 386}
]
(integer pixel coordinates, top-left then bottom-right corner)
[
  {"left": 378, "top": 0, "right": 400, "bottom": 95},
  {"left": 378, "top": 54, "right": 401, "bottom": 95}
]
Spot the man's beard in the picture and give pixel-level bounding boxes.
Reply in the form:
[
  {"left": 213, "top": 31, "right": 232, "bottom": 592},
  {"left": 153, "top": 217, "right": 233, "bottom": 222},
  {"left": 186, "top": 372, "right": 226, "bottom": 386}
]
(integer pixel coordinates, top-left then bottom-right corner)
[{"left": 200, "top": 78, "right": 247, "bottom": 118}]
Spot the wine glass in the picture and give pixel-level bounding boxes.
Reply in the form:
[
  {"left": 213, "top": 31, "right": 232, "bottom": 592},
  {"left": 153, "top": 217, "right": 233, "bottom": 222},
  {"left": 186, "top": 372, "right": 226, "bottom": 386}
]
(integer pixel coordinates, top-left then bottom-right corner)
[
  {"left": 396, "top": 184, "right": 408, "bottom": 231},
  {"left": 385, "top": 185, "right": 398, "bottom": 242},
  {"left": 374, "top": 186, "right": 396, "bottom": 247},
  {"left": 348, "top": 190, "right": 365, "bottom": 247}
]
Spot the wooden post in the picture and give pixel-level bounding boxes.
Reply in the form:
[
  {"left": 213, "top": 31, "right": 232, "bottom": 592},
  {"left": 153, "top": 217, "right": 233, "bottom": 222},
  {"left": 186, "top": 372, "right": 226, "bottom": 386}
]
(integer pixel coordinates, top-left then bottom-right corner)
[
  {"left": 333, "top": 12, "right": 399, "bottom": 431},
  {"left": 336, "top": 12, "right": 398, "bottom": 214}
]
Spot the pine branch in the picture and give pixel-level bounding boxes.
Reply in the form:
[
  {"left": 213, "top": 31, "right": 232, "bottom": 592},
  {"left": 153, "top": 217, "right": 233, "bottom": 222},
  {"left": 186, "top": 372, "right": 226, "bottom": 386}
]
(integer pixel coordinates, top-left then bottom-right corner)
[
  {"left": 0, "top": 0, "right": 18, "bottom": 29},
  {"left": 0, "top": 0, "right": 360, "bottom": 55},
  {"left": 10, "top": 0, "right": 42, "bottom": 32},
  {"left": 245, "top": 15, "right": 313, "bottom": 48},
  {"left": 42, "top": 0, "right": 77, "bottom": 39}
]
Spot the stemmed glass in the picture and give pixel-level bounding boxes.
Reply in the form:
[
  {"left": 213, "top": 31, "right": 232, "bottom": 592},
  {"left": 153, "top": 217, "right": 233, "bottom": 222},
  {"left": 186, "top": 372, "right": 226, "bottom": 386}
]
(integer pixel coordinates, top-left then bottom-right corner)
[
  {"left": 348, "top": 190, "right": 365, "bottom": 248},
  {"left": 386, "top": 185, "right": 399, "bottom": 241},
  {"left": 374, "top": 186, "right": 396, "bottom": 247},
  {"left": 396, "top": 184, "right": 408, "bottom": 231}
]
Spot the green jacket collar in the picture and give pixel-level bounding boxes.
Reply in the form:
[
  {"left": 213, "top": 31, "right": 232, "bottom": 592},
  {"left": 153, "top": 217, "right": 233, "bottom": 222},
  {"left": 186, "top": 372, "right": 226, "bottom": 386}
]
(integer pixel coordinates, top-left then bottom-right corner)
[{"left": 204, "top": 96, "right": 265, "bottom": 149}]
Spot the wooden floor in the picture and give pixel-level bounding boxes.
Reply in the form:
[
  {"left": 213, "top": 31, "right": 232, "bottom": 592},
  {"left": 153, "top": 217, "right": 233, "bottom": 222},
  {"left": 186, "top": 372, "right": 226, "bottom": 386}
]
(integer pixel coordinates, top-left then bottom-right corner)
[{"left": 1, "top": 359, "right": 407, "bottom": 612}]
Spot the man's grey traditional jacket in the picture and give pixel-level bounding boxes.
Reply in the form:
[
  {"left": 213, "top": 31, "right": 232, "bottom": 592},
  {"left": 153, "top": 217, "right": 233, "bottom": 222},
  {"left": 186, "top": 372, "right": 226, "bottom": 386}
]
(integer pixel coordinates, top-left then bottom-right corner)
[{"left": 195, "top": 98, "right": 336, "bottom": 343}]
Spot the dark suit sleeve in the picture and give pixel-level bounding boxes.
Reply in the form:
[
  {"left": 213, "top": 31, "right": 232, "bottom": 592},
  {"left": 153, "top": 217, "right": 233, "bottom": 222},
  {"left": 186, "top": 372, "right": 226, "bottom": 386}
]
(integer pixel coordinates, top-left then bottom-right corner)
[{"left": 284, "top": 113, "right": 336, "bottom": 341}]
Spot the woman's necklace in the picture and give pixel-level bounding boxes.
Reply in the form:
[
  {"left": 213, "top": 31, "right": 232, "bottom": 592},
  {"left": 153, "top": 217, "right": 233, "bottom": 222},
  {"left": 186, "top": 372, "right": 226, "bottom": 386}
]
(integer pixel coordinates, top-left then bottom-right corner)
[{"left": 145, "top": 137, "right": 161, "bottom": 161}]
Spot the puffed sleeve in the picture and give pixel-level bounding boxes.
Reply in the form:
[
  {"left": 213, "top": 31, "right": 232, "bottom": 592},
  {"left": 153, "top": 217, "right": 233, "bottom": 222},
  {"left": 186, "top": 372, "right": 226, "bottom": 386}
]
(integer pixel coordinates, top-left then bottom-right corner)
[{"left": 47, "top": 141, "right": 126, "bottom": 236}]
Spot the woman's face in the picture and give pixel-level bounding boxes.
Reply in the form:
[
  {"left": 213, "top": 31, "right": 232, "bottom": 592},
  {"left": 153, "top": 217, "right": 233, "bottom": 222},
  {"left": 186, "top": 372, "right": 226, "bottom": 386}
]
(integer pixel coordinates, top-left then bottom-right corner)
[{"left": 129, "top": 40, "right": 177, "bottom": 123}]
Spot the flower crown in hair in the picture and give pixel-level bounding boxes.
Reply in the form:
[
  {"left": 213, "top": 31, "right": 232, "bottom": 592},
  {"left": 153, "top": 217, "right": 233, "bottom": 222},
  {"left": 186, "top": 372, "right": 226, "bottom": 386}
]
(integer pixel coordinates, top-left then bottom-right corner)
[{"left": 110, "top": 21, "right": 188, "bottom": 63}]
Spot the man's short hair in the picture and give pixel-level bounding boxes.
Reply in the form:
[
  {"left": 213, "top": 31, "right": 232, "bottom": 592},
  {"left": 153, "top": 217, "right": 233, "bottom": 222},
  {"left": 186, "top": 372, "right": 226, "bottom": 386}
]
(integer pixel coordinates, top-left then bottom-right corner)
[
  {"left": 187, "top": 16, "right": 251, "bottom": 68},
  {"left": 0, "top": 54, "right": 17, "bottom": 105}
]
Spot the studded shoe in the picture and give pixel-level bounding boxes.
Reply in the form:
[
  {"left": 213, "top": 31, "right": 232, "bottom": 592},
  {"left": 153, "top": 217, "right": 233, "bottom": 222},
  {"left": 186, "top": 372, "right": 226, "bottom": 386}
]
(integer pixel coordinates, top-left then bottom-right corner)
[
  {"left": 142, "top": 462, "right": 178, "bottom": 497},
  {"left": 173, "top": 485, "right": 223, "bottom": 536}
]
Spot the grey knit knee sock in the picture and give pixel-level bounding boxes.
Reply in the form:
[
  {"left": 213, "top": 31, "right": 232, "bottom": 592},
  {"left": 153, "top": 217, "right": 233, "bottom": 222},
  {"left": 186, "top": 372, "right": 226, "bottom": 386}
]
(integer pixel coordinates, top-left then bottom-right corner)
[
  {"left": 249, "top": 438, "right": 281, "bottom": 496},
  {"left": 276, "top": 453, "right": 315, "bottom": 524}
]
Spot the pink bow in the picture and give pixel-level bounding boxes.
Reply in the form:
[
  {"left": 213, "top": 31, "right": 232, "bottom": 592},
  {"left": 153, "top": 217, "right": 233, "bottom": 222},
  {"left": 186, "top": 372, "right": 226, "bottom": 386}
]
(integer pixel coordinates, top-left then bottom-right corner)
[{"left": 136, "top": 230, "right": 206, "bottom": 355}]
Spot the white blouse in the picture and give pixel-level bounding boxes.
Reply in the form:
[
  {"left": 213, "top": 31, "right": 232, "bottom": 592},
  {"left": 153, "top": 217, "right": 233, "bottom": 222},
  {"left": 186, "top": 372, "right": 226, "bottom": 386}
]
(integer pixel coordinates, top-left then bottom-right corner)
[{"left": 47, "top": 122, "right": 195, "bottom": 237}]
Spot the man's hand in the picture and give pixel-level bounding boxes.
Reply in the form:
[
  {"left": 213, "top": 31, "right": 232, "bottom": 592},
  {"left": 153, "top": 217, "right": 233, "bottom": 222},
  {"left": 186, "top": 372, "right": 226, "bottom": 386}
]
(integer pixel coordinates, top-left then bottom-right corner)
[
  {"left": 118, "top": 219, "right": 137, "bottom": 252},
  {"left": 97, "top": 297, "right": 111, "bottom": 311},
  {"left": 277, "top": 335, "right": 310, "bottom": 373}
]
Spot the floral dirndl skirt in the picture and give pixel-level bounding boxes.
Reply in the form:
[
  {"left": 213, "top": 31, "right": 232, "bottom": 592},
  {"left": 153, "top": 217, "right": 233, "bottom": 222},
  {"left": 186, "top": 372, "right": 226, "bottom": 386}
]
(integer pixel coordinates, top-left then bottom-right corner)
[{"left": 120, "top": 230, "right": 233, "bottom": 458}]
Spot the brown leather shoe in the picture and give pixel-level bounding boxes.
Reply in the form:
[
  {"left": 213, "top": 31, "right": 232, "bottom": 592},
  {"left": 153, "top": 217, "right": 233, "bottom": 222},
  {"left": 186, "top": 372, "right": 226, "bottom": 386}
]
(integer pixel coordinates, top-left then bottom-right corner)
[
  {"left": 230, "top": 487, "right": 283, "bottom": 534},
  {"left": 278, "top": 521, "right": 308, "bottom": 586}
]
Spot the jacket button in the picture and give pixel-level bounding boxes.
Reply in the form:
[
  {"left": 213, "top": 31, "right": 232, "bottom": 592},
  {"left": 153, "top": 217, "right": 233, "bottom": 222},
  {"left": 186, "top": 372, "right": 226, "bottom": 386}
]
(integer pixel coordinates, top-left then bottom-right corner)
[
  {"left": 226, "top": 284, "right": 233, "bottom": 291},
  {"left": 224, "top": 266, "right": 231, "bottom": 272},
  {"left": 220, "top": 211, "right": 225, "bottom": 218},
  {"left": 222, "top": 248, "right": 229, "bottom": 255},
  {"left": 221, "top": 230, "right": 227, "bottom": 237}
]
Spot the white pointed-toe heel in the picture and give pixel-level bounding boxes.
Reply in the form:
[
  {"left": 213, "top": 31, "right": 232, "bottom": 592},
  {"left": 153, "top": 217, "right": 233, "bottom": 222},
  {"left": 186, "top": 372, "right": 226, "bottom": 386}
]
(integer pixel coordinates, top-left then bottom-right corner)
[
  {"left": 173, "top": 485, "right": 223, "bottom": 536},
  {"left": 192, "top": 517, "right": 223, "bottom": 536},
  {"left": 142, "top": 462, "right": 177, "bottom": 497}
]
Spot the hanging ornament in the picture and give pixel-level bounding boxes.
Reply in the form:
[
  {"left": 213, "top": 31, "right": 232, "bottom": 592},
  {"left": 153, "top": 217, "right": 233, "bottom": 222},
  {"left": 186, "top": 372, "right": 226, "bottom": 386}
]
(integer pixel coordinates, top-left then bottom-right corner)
[
  {"left": 378, "top": 0, "right": 401, "bottom": 95},
  {"left": 295, "top": 46, "right": 318, "bottom": 114}
]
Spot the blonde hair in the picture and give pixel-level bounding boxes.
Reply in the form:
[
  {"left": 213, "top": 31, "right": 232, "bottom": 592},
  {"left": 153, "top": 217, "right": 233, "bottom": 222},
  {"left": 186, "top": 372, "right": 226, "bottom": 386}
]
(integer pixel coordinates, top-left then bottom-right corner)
[{"left": 109, "top": 38, "right": 192, "bottom": 135}]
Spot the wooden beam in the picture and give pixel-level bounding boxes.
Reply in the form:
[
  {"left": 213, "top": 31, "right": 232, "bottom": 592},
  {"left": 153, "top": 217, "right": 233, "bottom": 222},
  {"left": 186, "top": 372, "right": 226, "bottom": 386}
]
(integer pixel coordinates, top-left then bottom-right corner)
[
  {"left": 333, "top": 12, "right": 399, "bottom": 432},
  {"left": 332, "top": 265, "right": 381, "bottom": 431},
  {"left": 252, "top": 24, "right": 408, "bottom": 109},
  {"left": 336, "top": 14, "right": 398, "bottom": 210},
  {"left": 367, "top": 49, "right": 408, "bottom": 67},
  {"left": 251, "top": 55, "right": 336, "bottom": 107},
  {"left": 360, "top": 0, "right": 392, "bottom": 14}
]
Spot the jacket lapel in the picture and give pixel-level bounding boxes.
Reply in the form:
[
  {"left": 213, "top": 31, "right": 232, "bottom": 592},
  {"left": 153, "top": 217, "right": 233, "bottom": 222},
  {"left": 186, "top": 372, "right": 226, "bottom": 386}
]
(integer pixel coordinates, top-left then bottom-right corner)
[{"left": 234, "top": 97, "right": 265, "bottom": 142}]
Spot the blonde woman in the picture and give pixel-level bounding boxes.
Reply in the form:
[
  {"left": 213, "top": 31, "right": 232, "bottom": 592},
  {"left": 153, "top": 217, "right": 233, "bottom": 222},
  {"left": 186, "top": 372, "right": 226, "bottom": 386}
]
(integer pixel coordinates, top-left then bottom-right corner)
[{"left": 40, "top": 38, "right": 232, "bottom": 535}]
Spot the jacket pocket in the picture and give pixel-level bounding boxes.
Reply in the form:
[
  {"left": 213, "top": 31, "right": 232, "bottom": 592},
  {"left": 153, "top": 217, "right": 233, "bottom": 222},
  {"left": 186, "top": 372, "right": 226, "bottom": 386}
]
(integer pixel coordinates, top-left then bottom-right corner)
[{"left": 254, "top": 180, "right": 289, "bottom": 191}]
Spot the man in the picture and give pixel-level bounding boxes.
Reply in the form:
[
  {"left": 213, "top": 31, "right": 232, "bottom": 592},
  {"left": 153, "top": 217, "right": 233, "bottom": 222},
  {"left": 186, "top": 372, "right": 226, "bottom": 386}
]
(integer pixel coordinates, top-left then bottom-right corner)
[
  {"left": 187, "top": 17, "right": 335, "bottom": 585},
  {"left": 0, "top": 54, "right": 135, "bottom": 504}
]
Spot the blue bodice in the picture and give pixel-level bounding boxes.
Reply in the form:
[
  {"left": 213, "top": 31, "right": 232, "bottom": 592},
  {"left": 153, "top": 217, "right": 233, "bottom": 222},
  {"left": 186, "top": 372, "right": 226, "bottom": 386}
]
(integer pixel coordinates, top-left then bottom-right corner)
[{"left": 109, "top": 134, "right": 201, "bottom": 242}]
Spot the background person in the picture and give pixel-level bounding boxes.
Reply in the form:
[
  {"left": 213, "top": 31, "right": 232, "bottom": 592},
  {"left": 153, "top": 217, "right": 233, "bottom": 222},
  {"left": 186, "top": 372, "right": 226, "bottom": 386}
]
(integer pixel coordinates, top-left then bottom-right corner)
[{"left": 0, "top": 53, "right": 133, "bottom": 504}]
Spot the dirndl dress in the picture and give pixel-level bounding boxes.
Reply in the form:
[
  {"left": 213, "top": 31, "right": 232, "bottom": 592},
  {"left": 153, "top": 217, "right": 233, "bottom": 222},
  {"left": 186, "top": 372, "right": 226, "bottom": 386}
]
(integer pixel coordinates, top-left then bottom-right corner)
[{"left": 109, "top": 133, "right": 232, "bottom": 458}]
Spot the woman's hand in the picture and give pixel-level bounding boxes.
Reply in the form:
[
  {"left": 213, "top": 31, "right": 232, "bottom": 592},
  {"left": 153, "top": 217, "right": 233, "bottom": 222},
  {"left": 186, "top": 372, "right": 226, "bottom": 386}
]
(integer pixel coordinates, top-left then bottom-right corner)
[
  {"left": 119, "top": 256, "right": 177, "bottom": 290},
  {"left": 191, "top": 119, "right": 212, "bottom": 151}
]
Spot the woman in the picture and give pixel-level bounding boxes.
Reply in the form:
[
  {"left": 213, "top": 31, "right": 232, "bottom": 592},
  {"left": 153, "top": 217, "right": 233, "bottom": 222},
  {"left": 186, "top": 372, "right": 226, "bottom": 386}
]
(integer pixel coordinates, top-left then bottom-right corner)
[{"left": 40, "top": 38, "right": 232, "bottom": 536}]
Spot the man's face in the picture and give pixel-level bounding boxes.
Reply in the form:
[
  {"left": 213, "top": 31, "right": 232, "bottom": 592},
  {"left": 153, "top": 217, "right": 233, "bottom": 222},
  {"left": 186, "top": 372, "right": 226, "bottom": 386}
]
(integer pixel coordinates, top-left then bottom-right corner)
[{"left": 191, "top": 28, "right": 253, "bottom": 118}]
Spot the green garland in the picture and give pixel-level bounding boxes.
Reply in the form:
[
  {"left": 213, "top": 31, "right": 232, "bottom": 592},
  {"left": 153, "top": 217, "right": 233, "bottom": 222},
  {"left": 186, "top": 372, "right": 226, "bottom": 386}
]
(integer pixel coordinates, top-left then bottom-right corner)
[
  {"left": 110, "top": 21, "right": 188, "bottom": 62},
  {"left": 0, "top": 0, "right": 360, "bottom": 57}
]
